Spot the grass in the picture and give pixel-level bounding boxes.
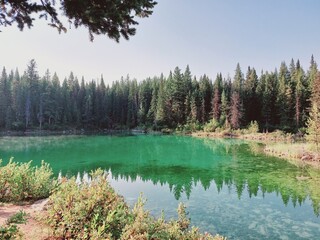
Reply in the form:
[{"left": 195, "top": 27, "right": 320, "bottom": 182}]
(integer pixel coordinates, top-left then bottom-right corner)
[{"left": 264, "top": 142, "right": 320, "bottom": 167}]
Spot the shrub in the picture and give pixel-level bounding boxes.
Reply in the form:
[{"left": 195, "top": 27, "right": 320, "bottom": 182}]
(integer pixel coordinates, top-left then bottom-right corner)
[
  {"left": 121, "top": 197, "right": 224, "bottom": 240},
  {"left": 243, "top": 121, "right": 259, "bottom": 134},
  {"left": 204, "top": 119, "right": 220, "bottom": 132},
  {"left": 0, "top": 159, "right": 56, "bottom": 202},
  {"left": 45, "top": 170, "right": 225, "bottom": 240},
  {"left": 6, "top": 210, "right": 28, "bottom": 225},
  {"left": 45, "top": 169, "right": 130, "bottom": 239},
  {"left": 11, "top": 121, "right": 25, "bottom": 131},
  {"left": 0, "top": 210, "right": 28, "bottom": 240}
]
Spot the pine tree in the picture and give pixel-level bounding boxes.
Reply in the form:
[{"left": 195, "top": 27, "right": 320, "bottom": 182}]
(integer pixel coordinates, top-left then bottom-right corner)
[
  {"left": 229, "top": 64, "right": 244, "bottom": 129},
  {"left": 147, "top": 82, "right": 158, "bottom": 125},
  {"left": 127, "top": 80, "right": 138, "bottom": 128},
  {"left": 172, "top": 67, "right": 186, "bottom": 124},
  {"left": 294, "top": 60, "right": 308, "bottom": 129},
  {"left": 307, "top": 72, "right": 320, "bottom": 149},
  {"left": 24, "top": 59, "right": 40, "bottom": 128},
  {"left": 230, "top": 92, "right": 242, "bottom": 129},
  {"left": 307, "top": 55, "right": 318, "bottom": 95},
  {"left": 220, "top": 89, "right": 228, "bottom": 126},
  {"left": 277, "top": 62, "right": 292, "bottom": 128},
  {"left": 243, "top": 67, "right": 258, "bottom": 125},
  {"left": 307, "top": 103, "right": 320, "bottom": 150},
  {"left": 311, "top": 72, "right": 320, "bottom": 106},
  {"left": 190, "top": 78, "right": 201, "bottom": 123},
  {"left": 212, "top": 73, "right": 222, "bottom": 121},
  {"left": 233, "top": 63, "right": 244, "bottom": 95},
  {"left": 0, "top": 67, "right": 8, "bottom": 128},
  {"left": 212, "top": 87, "right": 220, "bottom": 121},
  {"left": 261, "top": 72, "right": 278, "bottom": 130},
  {"left": 198, "top": 75, "right": 212, "bottom": 123},
  {"left": 155, "top": 75, "right": 166, "bottom": 126}
]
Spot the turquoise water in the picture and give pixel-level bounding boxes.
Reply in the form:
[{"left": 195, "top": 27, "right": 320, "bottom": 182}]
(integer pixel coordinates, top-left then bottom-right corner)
[{"left": 0, "top": 135, "right": 320, "bottom": 239}]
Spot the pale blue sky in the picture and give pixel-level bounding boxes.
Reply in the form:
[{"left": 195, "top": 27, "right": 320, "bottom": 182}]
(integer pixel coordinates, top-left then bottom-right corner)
[{"left": 1, "top": 0, "right": 320, "bottom": 83}]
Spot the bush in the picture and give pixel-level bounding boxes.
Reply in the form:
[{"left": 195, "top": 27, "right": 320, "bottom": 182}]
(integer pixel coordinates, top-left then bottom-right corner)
[
  {"left": 45, "top": 169, "right": 130, "bottom": 239},
  {"left": 0, "top": 210, "right": 28, "bottom": 240},
  {"left": 204, "top": 119, "right": 220, "bottom": 132},
  {"left": 244, "top": 121, "right": 259, "bottom": 134},
  {"left": 45, "top": 170, "right": 225, "bottom": 240},
  {"left": 0, "top": 159, "right": 56, "bottom": 202},
  {"left": 11, "top": 121, "right": 25, "bottom": 131},
  {"left": 174, "top": 121, "right": 203, "bottom": 133},
  {"left": 121, "top": 198, "right": 224, "bottom": 240}
]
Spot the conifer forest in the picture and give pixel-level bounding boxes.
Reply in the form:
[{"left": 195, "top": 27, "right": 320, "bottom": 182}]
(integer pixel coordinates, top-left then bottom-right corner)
[{"left": 0, "top": 57, "right": 319, "bottom": 133}]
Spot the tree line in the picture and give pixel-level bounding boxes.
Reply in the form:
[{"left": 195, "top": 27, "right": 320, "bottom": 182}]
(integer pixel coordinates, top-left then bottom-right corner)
[{"left": 0, "top": 57, "right": 319, "bottom": 133}]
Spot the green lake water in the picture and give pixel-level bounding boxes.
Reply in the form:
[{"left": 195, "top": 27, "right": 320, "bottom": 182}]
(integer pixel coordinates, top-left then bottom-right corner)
[{"left": 1, "top": 134, "right": 320, "bottom": 239}]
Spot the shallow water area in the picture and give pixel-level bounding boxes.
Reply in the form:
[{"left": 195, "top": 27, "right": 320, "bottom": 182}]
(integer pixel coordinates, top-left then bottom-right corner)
[{"left": 1, "top": 134, "right": 320, "bottom": 239}]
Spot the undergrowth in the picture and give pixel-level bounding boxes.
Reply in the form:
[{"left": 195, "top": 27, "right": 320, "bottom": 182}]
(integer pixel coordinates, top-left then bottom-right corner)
[
  {"left": 0, "top": 161, "right": 225, "bottom": 239},
  {"left": 44, "top": 169, "right": 225, "bottom": 240},
  {"left": 0, "top": 159, "right": 56, "bottom": 202},
  {"left": 0, "top": 210, "right": 28, "bottom": 240}
]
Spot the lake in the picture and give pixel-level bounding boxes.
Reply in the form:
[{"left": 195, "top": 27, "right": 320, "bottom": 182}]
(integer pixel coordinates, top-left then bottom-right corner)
[{"left": 0, "top": 134, "right": 320, "bottom": 239}]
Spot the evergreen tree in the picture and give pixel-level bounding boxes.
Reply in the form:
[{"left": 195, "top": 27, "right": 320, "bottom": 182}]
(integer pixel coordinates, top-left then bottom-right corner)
[
  {"left": 212, "top": 73, "right": 222, "bottom": 121},
  {"left": 220, "top": 89, "right": 229, "bottom": 126},
  {"left": 0, "top": 68, "right": 8, "bottom": 128},
  {"left": 230, "top": 64, "right": 244, "bottom": 128},
  {"left": 198, "top": 75, "right": 212, "bottom": 123},
  {"left": 233, "top": 63, "right": 244, "bottom": 95},
  {"left": 171, "top": 66, "right": 187, "bottom": 124},
  {"left": 230, "top": 92, "right": 242, "bottom": 129},
  {"left": 24, "top": 59, "right": 40, "bottom": 128},
  {"left": 190, "top": 78, "right": 201, "bottom": 123},
  {"left": 127, "top": 79, "right": 138, "bottom": 128},
  {"left": 277, "top": 62, "right": 292, "bottom": 129},
  {"left": 1, "top": 0, "right": 157, "bottom": 42},
  {"left": 294, "top": 60, "right": 308, "bottom": 128},
  {"left": 307, "top": 72, "right": 320, "bottom": 149},
  {"left": 306, "top": 55, "right": 319, "bottom": 117},
  {"left": 11, "top": 68, "right": 25, "bottom": 129},
  {"left": 138, "top": 78, "right": 152, "bottom": 125},
  {"left": 243, "top": 67, "right": 258, "bottom": 125},
  {"left": 155, "top": 75, "right": 166, "bottom": 126},
  {"left": 261, "top": 72, "right": 278, "bottom": 131},
  {"left": 0, "top": 59, "right": 316, "bottom": 133},
  {"left": 307, "top": 103, "right": 320, "bottom": 150}
]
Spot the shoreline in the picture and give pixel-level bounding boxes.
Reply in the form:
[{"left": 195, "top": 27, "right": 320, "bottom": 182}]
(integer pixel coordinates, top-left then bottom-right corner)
[
  {"left": 1, "top": 129, "right": 319, "bottom": 168},
  {"left": 190, "top": 131, "right": 320, "bottom": 169}
]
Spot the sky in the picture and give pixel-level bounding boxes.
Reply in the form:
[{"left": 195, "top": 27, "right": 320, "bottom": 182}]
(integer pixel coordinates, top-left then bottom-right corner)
[{"left": 1, "top": 0, "right": 320, "bottom": 84}]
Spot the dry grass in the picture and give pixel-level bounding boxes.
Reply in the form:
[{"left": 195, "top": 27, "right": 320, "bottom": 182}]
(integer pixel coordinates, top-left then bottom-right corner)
[{"left": 264, "top": 142, "right": 320, "bottom": 168}]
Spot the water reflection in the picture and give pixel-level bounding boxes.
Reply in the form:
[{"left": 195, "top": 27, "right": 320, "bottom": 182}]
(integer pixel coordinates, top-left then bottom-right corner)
[
  {"left": 1, "top": 135, "right": 320, "bottom": 217},
  {"left": 104, "top": 138, "right": 320, "bottom": 216}
]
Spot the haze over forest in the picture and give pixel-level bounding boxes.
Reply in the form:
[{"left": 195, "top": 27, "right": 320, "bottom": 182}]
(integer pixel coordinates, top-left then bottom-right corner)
[{"left": 0, "top": 56, "right": 318, "bottom": 133}]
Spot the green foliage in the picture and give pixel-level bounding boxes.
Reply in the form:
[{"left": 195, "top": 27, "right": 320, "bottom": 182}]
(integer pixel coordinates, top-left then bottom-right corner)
[
  {"left": 121, "top": 197, "right": 223, "bottom": 240},
  {"left": 45, "top": 170, "right": 224, "bottom": 240},
  {"left": 204, "top": 119, "right": 220, "bottom": 132},
  {"left": 6, "top": 210, "right": 28, "bottom": 225},
  {"left": 0, "top": 159, "right": 56, "bottom": 202},
  {"left": 245, "top": 121, "right": 259, "bottom": 134},
  {"left": 0, "top": 224, "right": 19, "bottom": 240},
  {"left": 122, "top": 196, "right": 225, "bottom": 240},
  {"left": 0, "top": 210, "right": 27, "bottom": 240},
  {"left": 306, "top": 103, "right": 320, "bottom": 150},
  {"left": 0, "top": 57, "right": 316, "bottom": 134},
  {"left": 0, "top": 0, "right": 157, "bottom": 42},
  {"left": 182, "top": 121, "right": 203, "bottom": 132},
  {"left": 45, "top": 169, "right": 130, "bottom": 239}
]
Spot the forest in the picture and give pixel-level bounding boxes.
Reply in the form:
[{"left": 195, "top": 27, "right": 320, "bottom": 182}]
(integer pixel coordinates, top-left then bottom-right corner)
[{"left": 0, "top": 57, "right": 319, "bottom": 133}]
